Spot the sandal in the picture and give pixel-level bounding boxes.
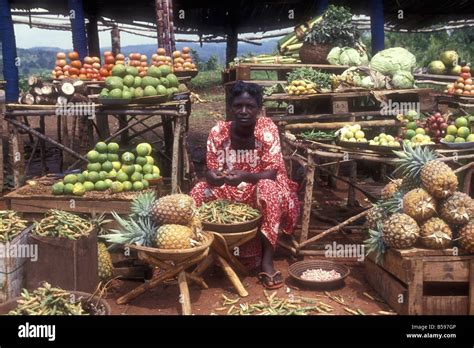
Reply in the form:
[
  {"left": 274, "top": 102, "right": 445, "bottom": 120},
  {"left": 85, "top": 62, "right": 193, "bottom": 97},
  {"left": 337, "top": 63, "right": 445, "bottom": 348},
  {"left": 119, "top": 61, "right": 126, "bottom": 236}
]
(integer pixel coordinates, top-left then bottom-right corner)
[{"left": 258, "top": 271, "right": 284, "bottom": 290}]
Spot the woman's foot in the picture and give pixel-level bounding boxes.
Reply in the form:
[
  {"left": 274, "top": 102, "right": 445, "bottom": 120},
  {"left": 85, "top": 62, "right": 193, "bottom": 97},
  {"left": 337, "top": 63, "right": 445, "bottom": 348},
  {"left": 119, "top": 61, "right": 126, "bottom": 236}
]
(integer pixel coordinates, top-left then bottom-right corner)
[{"left": 259, "top": 235, "right": 283, "bottom": 289}]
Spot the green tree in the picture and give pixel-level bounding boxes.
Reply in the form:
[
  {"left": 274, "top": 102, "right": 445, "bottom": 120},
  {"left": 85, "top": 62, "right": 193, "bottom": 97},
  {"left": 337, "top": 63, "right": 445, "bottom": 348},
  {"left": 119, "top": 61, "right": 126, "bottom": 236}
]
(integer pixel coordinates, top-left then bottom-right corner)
[{"left": 204, "top": 55, "right": 219, "bottom": 71}]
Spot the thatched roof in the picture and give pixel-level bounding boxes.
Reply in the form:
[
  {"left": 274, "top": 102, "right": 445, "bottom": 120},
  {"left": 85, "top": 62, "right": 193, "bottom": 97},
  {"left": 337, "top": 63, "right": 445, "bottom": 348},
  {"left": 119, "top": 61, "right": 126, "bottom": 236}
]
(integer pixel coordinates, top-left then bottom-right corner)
[{"left": 9, "top": 0, "right": 474, "bottom": 34}]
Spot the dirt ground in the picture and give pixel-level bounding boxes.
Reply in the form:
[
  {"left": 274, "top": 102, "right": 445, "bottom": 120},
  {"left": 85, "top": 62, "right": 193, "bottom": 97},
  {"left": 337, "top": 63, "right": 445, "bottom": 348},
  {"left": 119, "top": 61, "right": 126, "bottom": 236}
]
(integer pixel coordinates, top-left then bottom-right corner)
[{"left": 2, "top": 86, "right": 394, "bottom": 315}]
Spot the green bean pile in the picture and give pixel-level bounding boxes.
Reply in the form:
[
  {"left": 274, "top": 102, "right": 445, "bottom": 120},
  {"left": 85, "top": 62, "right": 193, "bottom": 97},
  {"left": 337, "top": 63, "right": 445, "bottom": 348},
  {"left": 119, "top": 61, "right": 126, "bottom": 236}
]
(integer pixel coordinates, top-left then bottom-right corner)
[
  {"left": 0, "top": 210, "right": 28, "bottom": 243},
  {"left": 199, "top": 200, "right": 260, "bottom": 224},
  {"left": 8, "top": 283, "right": 86, "bottom": 315},
  {"left": 33, "top": 210, "right": 93, "bottom": 240},
  {"left": 298, "top": 130, "right": 336, "bottom": 140}
]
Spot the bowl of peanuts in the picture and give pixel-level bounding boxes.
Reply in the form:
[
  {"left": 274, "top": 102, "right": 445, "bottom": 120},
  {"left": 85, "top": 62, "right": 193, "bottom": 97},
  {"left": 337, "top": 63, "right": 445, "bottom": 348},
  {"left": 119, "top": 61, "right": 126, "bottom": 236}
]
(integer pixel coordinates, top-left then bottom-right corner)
[{"left": 288, "top": 260, "right": 350, "bottom": 289}]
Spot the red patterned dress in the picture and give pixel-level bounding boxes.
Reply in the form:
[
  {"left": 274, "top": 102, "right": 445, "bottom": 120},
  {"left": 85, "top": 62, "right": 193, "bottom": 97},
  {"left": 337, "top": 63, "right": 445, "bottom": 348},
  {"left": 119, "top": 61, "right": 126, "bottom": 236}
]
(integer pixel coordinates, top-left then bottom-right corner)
[{"left": 190, "top": 117, "right": 300, "bottom": 268}]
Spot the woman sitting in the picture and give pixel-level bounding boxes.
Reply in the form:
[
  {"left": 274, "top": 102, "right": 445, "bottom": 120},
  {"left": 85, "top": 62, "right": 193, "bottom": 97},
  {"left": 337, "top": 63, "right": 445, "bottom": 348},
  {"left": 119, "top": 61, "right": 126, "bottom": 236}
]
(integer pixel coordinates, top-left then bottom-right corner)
[{"left": 190, "top": 81, "right": 300, "bottom": 289}]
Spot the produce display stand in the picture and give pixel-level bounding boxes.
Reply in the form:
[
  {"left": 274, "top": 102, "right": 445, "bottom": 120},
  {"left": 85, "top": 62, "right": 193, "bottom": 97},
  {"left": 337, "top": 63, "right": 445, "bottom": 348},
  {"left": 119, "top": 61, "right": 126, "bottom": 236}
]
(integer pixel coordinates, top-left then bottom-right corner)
[
  {"left": 116, "top": 232, "right": 214, "bottom": 315},
  {"left": 2, "top": 95, "right": 191, "bottom": 194},
  {"left": 436, "top": 93, "right": 474, "bottom": 111},
  {"left": 0, "top": 89, "right": 5, "bottom": 193},
  {"left": 192, "top": 228, "right": 259, "bottom": 298},
  {"left": 365, "top": 248, "right": 474, "bottom": 315},
  {"left": 277, "top": 121, "right": 474, "bottom": 258},
  {"left": 414, "top": 73, "right": 458, "bottom": 86}
]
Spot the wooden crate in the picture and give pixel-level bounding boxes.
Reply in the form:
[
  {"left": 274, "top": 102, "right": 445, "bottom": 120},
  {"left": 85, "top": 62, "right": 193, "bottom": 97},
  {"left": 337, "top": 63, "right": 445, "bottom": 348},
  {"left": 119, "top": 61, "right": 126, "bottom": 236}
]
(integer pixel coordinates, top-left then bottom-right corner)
[
  {"left": 365, "top": 248, "right": 474, "bottom": 315},
  {"left": 0, "top": 225, "right": 33, "bottom": 303},
  {"left": 25, "top": 228, "right": 98, "bottom": 293}
]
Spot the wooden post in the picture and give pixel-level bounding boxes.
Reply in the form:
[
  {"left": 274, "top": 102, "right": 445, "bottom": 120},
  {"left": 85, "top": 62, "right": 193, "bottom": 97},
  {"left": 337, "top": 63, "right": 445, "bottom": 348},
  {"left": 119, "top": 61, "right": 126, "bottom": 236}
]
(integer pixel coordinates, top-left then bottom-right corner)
[
  {"left": 347, "top": 161, "right": 357, "bottom": 206},
  {"left": 226, "top": 25, "right": 238, "bottom": 65},
  {"left": 168, "top": 0, "right": 176, "bottom": 52},
  {"left": 39, "top": 115, "right": 47, "bottom": 174},
  {"left": 178, "top": 271, "right": 192, "bottom": 315},
  {"left": 299, "top": 152, "right": 315, "bottom": 245},
  {"left": 111, "top": 25, "right": 121, "bottom": 56},
  {"left": 162, "top": 0, "right": 171, "bottom": 56},
  {"left": 155, "top": 0, "right": 165, "bottom": 48},
  {"left": 171, "top": 115, "right": 183, "bottom": 193},
  {"left": 7, "top": 119, "right": 24, "bottom": 188},
  {"left": 61, "top": 115, "right": 70, "bottom": 164},
  {"left": 86, "top": 13, "right": 100, "bottom": 58}
]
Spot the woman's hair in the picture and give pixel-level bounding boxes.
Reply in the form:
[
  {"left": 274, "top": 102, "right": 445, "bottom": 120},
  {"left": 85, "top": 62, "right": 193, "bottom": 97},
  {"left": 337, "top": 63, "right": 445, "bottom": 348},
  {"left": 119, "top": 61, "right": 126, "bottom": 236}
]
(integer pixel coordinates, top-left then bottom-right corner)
[{"left": 228, "top": 81, "right": 263, "bottom": 108}]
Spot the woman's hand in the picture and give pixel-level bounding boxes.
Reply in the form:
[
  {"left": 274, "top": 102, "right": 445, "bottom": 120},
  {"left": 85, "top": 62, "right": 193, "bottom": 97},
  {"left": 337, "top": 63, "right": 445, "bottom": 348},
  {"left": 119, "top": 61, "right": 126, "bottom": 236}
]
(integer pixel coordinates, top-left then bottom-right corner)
[
  {"left": 224, "top": 170, "right": 249, "bottom": 186},
  {"left": 205, "top": 169, "right": 226, "bottom": 187}
]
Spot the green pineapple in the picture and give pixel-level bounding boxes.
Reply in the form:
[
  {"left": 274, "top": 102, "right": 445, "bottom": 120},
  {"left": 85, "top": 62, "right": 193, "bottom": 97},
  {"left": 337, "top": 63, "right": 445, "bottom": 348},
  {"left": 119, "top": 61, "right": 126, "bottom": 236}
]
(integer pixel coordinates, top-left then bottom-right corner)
[
  {"left": 364, "top": 223, "right": 386, "bottom": 264},
  {"left": 101, "top": 212, "right": 158, "bottom": 247},
  {"left": 98, "top": 242, "right": 114, "bottom": 281},
  {"left": 130, "top": 191, "right": 157, "bottom": 218}
]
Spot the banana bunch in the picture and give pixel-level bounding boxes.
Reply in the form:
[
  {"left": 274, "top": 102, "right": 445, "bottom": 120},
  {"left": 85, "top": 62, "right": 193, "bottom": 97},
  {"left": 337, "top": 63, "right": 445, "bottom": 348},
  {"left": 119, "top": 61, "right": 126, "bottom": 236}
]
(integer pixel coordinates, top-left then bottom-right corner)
[{"left": 286, "top": 79, "right": 317, "bottom": 95}]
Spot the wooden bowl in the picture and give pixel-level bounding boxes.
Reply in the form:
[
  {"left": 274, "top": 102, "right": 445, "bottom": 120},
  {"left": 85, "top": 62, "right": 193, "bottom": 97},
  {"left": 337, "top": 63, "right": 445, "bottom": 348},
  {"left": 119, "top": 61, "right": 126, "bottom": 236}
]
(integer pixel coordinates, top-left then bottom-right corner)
[
  {"left": 173, "top": 70, "right": 198, "bottom": 78},
  {"left": 288, "top": 260, "right": 350, "bottom": 289},
  {"left": 440, "top": 139, "right": 474, "bottom": 149},
  {"left": 202, "top": 215, "right": 262, "bottom": 234},
  {"left": 128, "top": 231, "right": 214, "bottom": 263},
  {"left": 0, "top": 291, "right": 111, "bottom": 315}
]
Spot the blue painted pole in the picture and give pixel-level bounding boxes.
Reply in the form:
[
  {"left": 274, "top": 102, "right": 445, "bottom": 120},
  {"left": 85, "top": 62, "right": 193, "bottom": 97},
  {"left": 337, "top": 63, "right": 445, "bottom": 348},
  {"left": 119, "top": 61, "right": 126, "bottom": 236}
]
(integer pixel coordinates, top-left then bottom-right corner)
[
  {"left": 68, "top": 0, "right": 88, "bottom": 59},
  {"left": 316, "top": 0, "right": 329, "bottom": 15},
  {"left": 370, "top": 0, "right": 385, "bottom": 54},
  {"left": 0, "top": 0, "right": 19, "bottom": 102}
]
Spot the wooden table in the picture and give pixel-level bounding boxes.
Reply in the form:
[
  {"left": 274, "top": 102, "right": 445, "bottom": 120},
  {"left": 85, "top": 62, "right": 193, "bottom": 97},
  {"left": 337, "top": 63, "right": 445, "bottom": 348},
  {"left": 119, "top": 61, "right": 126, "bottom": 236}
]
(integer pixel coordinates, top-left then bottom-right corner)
[
  {"left": 280, "top": 134, "right": 474, "bottom": 257},
  {"left": 3, "top": 97, "right": 191, "bottom": 193}
]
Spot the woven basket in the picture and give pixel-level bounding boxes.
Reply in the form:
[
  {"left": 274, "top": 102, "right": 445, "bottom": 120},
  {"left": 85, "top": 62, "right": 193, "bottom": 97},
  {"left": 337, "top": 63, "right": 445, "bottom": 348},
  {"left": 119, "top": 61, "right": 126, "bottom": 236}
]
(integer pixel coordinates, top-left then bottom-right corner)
[
  {"left": 299, "top": 42, "right": 333, "bottom": 64},
  {"left": 288, "top": 260, "right": 350, "bottom": 289}
]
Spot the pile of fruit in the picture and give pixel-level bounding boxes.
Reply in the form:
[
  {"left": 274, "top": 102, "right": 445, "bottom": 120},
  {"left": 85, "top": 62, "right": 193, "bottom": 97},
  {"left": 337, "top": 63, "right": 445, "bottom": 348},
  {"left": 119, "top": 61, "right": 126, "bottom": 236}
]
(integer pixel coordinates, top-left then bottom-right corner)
[
  {"left": 151, "top": 48, "right": 173, "bottom": 68},
  {"left": 398, "top": 110, "right": 436, "bottom": 146},
  {"left": 445, "top": 66, "right": 473, "bottom": 96},
  {"left": 51, "top": 142, "right": 160, "bottom": 196},
  {"left": 427, "top": 50, "right": 463, "bottom": 76},
  {"left": 365, "top": 145, "right": 474, "bottom": 263},
  {"left": 338, "top": 124, "right": 367, "bottom": 143},
  {"left": 285, "top": 80, "right": 317, "bottom": 95},
  {"left": 198, "top": 200, "right": 260, "bottom": 224},
  {"left": 102, "top": 193, "right": 204, "bottom": 250},
  {"left": 9, "top": 283, "right": 87, "bottom": 315},
  {"left": 99, "top": 63, "right": 186, "bottom": 100},
  {"left": 0, "top": 210, "right": 28, "bottom": 242},
  {"left": 52, "top": 51, "right": 102, "bottom": 81},
  {"left": 368, "top": 133, "right": 401, "bottom": 148},
  {"left": 127, "top": 52, "right": 149, "bottom": 77},
  {"left": 33, "top": 210, "right": 93, "bottom": 240},
  {"left": 99, "top": 51, "right": 122, "bottom": 78},
  {"left": 443, "top": 116, "right": 474, "bottom": 143},
  {"left": 171, "top": 47, "right": 197, "bottom": 72}
]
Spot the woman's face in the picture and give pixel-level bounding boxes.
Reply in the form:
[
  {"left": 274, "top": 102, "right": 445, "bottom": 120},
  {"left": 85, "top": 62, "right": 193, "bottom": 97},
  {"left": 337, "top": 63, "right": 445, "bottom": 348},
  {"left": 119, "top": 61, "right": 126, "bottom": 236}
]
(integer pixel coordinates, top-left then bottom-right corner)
[{"left": 231, "top": 92, "right": 260, "bottom": 129}]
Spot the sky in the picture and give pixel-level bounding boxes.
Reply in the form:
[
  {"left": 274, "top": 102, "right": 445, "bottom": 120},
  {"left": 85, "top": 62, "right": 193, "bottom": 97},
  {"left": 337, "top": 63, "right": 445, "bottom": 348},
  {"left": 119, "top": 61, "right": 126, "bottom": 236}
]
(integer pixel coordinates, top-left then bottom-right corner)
[{"left": 14, "top": 23, "right": 157, "bottom": 49}]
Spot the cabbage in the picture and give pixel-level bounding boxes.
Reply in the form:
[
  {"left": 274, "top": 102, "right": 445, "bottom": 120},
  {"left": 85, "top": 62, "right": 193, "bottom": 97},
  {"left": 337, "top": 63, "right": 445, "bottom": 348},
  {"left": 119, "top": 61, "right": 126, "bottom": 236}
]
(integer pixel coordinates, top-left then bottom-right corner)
[
  {"left": 339, "top": 48, "right": 367, "bottom": 66},
  {"left": 392, "top": 71, "right": 415, "bottom": 89},
  {"left": 369, "top": 47, "right": 416, "bottom": 75},
  {"left": 360, "top": 76, "right": 374, "bottom": 89},
  {"left": 327, "top": 47, "right": 342, "bottom": 65}
]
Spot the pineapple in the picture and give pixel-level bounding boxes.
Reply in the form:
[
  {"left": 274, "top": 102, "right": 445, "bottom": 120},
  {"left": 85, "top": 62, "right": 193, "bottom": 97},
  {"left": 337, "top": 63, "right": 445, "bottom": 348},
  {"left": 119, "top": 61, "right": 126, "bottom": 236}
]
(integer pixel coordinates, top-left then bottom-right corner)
[
  {"left": 419, "top": 217, "right": 452, "bottom": 249},
  {"left": 400, "top": 176, "right": 420, "bottom": 193},
  {"left": 364, "top": 225, "right": 386, "bottom": 264},
  {"left": 131, "top": 191, "right": 157, "bottom": 218},
  {"left": 439, "top": 192, "right": 474, "bottom": 225},
  {"left": 381, "top": 179, "right": 402, "bottom": 200},
  {"left": 402, "top": 188, "right": 437, "bottom": 222},
  {"left": 366, "top": 205, "right": 387, "bottom": 231},
  {"left": 382, "top": 213, "right": 420, "bottom": 249},
  {"left": 394, "top": 145, "right": 458, "bottom": 199},
  {"left": 458, "top": 220, "right": 474, "bottom": 253},
  {"left": 155, "top": 224, "right": 193, "bottom": 249},
  {"left": 152, "top": 194, "right": 195, "bottom": 225},
  {"left": 98, "top": 242, "right": 114, "bottom": 281},
  {"left": 101, "top": 213, "right": 158, "bottom": 247}
]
